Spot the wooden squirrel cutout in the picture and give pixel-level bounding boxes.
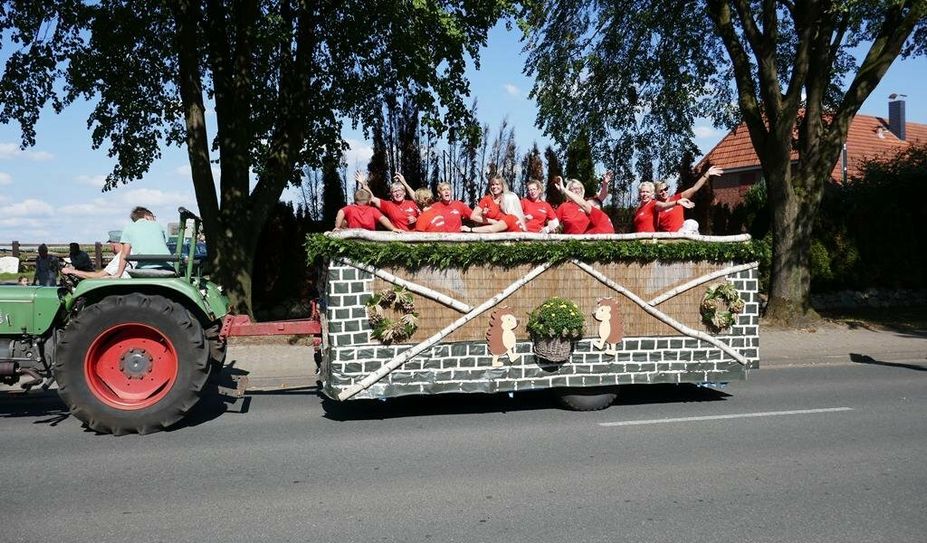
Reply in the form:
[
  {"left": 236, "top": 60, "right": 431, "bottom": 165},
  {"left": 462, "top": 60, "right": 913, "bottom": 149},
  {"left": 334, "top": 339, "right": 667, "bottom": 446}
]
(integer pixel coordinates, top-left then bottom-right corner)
[
  {"left": 486, "top": 306, "right": 520, "bottom": 367},
  {"left": 593, "top": 298, "right": 624, "bottom": 356}
]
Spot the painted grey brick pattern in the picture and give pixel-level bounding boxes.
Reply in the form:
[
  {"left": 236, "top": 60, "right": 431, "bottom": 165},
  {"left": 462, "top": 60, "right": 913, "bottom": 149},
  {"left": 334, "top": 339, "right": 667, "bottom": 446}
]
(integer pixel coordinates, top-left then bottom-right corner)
[{"left": 321, "top": 261, "right": 760, "bottom": 399}]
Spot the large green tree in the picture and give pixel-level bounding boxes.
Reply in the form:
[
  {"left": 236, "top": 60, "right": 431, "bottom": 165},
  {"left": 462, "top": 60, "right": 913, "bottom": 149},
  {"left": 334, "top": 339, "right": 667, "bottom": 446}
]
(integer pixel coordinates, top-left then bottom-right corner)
[
  {"left": 522, "top": 0, "right": 926, "bottom": 325},
  {"left": 0, "top": 0, "right": 509, "bottom": 313}
]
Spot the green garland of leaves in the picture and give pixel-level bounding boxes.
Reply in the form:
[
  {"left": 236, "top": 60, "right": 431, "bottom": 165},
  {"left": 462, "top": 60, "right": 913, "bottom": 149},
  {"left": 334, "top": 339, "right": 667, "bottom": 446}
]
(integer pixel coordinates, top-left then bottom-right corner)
[
  {"left": 699, "top": 283, "right": 746, "bottom": 332},
  {"left": 307, "top": 235, "right": 767, "bottom": 271},
  {"left": 365, "top": 287, "right": 418, "bottom": 344}
]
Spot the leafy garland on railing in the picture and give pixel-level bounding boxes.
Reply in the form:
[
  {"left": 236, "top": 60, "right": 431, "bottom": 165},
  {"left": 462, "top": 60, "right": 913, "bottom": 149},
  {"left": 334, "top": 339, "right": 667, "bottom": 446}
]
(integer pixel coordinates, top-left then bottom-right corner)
[{"left": 306, "top": 234, "right": 767, "bottom": 271}]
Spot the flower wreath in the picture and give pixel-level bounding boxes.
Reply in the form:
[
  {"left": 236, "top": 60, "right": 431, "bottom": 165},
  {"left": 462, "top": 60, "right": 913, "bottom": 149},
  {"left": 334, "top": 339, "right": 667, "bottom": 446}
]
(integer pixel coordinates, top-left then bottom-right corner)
[
  {"left": 700, "top": 282, "right": 746, "bottom": 332},
  {"left": 365, "top": 287, "right": 418, "bottom": 344}
]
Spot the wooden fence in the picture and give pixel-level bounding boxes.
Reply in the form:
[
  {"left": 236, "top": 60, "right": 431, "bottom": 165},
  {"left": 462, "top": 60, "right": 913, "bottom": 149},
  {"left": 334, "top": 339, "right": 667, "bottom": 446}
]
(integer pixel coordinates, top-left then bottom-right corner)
[{"left": 1, "top": 241, "right": 109, "bottom": 271}]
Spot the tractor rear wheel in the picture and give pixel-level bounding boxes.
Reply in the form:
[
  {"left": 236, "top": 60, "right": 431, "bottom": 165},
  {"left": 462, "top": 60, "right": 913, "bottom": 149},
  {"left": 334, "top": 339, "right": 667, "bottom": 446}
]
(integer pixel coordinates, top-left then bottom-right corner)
[{"left": 55, "top": 293, "right": 209, "bottom": 435}]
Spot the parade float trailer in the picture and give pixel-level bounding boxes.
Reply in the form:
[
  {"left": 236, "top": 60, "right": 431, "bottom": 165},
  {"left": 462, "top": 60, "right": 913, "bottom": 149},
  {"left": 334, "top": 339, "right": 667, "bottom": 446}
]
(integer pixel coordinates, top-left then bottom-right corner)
[{"left": 309, "top": 230, "right": 762, "bottom": 410}]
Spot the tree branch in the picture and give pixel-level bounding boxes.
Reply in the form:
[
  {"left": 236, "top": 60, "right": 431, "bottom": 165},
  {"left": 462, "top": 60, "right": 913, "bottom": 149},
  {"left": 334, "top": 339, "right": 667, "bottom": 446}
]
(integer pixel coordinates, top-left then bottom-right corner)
[{"left": 706, "top": 0, "right": 767, "bottom": 148}]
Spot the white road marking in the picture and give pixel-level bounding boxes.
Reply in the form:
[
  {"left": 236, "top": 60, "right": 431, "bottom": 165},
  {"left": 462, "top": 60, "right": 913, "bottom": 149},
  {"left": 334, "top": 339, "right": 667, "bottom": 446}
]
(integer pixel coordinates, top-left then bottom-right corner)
[{"left": 599, "top": 407, "right": 854, "bottom": 427}]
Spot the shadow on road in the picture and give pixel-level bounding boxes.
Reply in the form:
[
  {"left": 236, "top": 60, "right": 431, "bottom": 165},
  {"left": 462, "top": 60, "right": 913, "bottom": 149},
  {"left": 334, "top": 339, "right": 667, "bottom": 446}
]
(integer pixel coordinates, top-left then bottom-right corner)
[
  {"left": 0, "top": 391, "right": 71, "bottom": 427},
  {"left": 849, "top": 353, "right": 927, "bottom": 372},
  {"left": 319, "top": 383, "right": 730, "bottom": 421}
]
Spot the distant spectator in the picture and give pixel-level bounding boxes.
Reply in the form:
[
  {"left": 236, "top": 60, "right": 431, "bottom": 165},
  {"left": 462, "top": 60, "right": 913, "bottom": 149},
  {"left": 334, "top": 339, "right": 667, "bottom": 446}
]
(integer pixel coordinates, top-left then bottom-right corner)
[
  {"left": 116, "top": 206, "right": 172, "bottom": 277},
  {"left": 334, "top": 189, "right": 403, "bottom": 232},
  {"left": 62, "top": 232, "right": 131, "bottom": 279},
  {"left": 18, "top": 276, "right": 29, "bottom": 286},
  {"left": 32, "top": 244, "right": 60, "bottom": 286},
  {"left": 68, "top": 242, "right": 94, "bottom": 272}
]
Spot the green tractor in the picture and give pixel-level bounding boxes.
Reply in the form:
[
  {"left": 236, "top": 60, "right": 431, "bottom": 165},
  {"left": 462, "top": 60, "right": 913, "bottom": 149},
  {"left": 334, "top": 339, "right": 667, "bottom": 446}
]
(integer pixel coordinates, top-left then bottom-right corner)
[{"left": 0, "top": 208, "right": 231, "bottom": 435}]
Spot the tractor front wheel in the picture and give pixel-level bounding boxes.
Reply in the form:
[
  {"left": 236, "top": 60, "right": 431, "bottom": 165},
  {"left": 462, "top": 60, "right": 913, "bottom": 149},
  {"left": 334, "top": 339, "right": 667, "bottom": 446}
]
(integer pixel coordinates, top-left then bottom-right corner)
[{"left": 55, "top": 293, "right": 209, "bottom": 435}]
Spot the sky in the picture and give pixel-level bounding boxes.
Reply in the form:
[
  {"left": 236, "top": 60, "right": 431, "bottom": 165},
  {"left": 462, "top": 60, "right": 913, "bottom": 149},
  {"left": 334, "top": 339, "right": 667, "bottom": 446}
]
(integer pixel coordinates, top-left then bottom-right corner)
[{"left": 1, "top": 22, "right": 926, "bottom": 244}]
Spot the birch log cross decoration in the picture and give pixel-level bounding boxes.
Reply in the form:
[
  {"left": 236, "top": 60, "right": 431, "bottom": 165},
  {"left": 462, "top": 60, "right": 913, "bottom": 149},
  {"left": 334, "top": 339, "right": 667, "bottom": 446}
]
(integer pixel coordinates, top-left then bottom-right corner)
[
  {"left": 571, "top": 260, "right": 752, "bottom": 367},
  {"left": 337, "top": 262, "right": 554, "bottom": 400}
]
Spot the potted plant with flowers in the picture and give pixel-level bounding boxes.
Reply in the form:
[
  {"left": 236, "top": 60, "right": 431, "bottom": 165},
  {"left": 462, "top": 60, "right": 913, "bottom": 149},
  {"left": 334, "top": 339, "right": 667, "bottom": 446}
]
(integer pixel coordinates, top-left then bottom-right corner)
[{"left": 527, "top": 297, "right": 586, "bottom": 362}]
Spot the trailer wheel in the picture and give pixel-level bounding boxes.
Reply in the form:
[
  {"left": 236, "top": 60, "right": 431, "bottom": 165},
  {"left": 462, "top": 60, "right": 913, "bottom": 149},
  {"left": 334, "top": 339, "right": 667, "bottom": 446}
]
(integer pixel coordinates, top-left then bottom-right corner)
[
  {"left": 554, "top": 386, "right": 618, "bottom": 411},
  {"left": 55, "top": 293, "right": 209, "bottom": 435}
]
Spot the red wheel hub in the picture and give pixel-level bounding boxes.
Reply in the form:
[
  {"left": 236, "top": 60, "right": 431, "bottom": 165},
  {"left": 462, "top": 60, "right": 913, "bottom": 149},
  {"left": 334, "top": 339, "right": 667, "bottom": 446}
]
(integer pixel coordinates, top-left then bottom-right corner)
[{"left": 84, "top": 323, "right": 179, "bottom": 410}]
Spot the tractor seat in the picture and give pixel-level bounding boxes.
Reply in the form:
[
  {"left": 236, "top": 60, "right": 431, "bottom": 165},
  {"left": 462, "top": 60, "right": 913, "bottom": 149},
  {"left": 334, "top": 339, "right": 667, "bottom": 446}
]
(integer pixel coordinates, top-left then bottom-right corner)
[{"left": 127, "top": 268, "right": 178, "bottom": 279}]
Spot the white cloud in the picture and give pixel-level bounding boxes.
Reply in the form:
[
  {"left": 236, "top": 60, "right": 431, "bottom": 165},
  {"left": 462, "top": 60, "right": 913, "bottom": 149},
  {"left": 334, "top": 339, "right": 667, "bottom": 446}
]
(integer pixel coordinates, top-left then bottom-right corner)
[
  {"left": 503, "top": 83, "right": 520, "bottom": 96},
  {"left": 0, "top": 142, "right": 54, "bottom": 161},
  {"left": 118, "top": 188, "right": 192, "bottom": 207},
  {"left": 342, "top": 138, "right": 374, "bottom": 170},
  {"left": 0, "top": 172, "right": 11, "bottom": 185},
  {"left": 693, "top": 125, "right": 720, "bottom": 139},
  {"left": 75, "top": 174, "right": 107, "bottom": 187},
  {"left": 0, "top": 199, "right": 54, "bottom": 218},
  {"left": 58, "top": 201, "right": 111, "bottom": 216}
]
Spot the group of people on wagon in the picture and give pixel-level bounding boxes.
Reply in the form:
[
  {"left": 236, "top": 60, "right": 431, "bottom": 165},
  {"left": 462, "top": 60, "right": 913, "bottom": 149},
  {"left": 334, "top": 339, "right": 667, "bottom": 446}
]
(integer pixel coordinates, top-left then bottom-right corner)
[{"left": 334, "top": 166, "right": 723, "bottom": 235}]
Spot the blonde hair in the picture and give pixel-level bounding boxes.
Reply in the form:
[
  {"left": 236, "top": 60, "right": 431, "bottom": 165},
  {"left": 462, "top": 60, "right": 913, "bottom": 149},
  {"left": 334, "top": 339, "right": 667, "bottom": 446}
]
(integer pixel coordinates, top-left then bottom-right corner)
[
  {"left": 654, "top": 181, "right": 670, "bottom": 192},
  {"left": 390, "top": 181, "right": 407, "bottom": 195},
  {"left": 500, "top": 192, "right": 527, "bottom": 225},
  {"left": 566, "top": 179, "right": 585, "bottom": 197},
  {"left": 639, "top": 181, "right": 655, "bottom": 193},
  {"left": 489, "top": 175, "right": 510, "bottom": 193},
  {"left": 436, "top": 182, "right": 452, "bottom": 194},
  {"left": 414, "top": 188, "right": 434, "bottom": 208},
  {"left": 354, "top": 189, "right": 371, "bottom": 204},
  {"left": 526, "top": 179, "right": 543, "bottom": 191}
]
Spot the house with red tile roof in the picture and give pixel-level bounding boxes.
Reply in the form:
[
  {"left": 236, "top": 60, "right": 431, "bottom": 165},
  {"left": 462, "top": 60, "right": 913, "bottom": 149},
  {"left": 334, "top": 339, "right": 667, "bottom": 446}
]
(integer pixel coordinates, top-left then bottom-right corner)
[{"left": 697, "top": 99, "right": 927, "bottom": 207}]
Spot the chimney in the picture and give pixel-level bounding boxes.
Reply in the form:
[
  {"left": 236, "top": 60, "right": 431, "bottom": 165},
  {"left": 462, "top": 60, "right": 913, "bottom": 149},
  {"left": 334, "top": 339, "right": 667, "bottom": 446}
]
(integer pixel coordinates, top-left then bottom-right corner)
[{"left": 889, "top": 97, "right": 906, "bottom": 141}]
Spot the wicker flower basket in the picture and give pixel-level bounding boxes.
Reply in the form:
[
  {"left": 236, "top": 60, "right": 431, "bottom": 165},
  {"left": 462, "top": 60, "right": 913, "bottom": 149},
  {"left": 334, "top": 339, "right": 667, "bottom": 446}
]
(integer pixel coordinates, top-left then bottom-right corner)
[{"left": 532, "top": 336, "right": 573, "bottom": 362}]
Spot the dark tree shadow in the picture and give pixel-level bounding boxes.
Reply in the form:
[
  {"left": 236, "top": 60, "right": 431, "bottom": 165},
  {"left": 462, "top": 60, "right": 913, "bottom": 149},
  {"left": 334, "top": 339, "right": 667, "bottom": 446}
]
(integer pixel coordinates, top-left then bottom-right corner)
[
  {"left": 320, "top": 383, "right": 730, "bottom": 422},
  {"left": 0, "top": 391, "right": 71, "bottom": 427},
  {"left": 849, "top": 353, "right": 927, "bottom": 372}
]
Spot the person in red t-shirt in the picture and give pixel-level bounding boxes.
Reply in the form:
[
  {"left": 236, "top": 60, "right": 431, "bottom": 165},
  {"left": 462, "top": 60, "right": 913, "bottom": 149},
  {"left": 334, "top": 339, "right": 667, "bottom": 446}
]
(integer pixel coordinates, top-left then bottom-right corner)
[
  {"left": 420, "top": 182, "right": 478, "bottom": 233},
  {"left": 633, "top": 182, "right": 693, "bottom": 233},
  {"left": 554, "top": 177, "right": 615, "bottom": 234},
  {"left": 655, "top": 165, "right": 723, "bottom": 234},
  {"left": 357, "top": 171, "right": 421, "bottom": 231},
  {"left": 468, "top": 176, "right": 528, "bottom": 233},
  {"left": 334, "top": 189, "right": 403, "bottom": 232},
  {"left": 521, "top": 179, "right": 560, "bottom": 233}
]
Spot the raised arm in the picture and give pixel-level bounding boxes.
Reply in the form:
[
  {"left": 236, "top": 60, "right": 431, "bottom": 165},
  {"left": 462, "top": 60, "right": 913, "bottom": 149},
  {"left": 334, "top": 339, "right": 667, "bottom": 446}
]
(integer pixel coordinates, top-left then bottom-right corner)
[
  {"left": 555, "top": 177, "right": 593, "bottom": 214},
  {"left": 594, "top": 170, "right": 612, "bottom": 203},
  {"left": 679, "top": 165, "right": 723, "bottom": 200},
  {"left": 355, "top": 171, "right": 383, "bottom": 207},
  {"left": 394, "top": 172, "right": 414, "bottom": 199}
]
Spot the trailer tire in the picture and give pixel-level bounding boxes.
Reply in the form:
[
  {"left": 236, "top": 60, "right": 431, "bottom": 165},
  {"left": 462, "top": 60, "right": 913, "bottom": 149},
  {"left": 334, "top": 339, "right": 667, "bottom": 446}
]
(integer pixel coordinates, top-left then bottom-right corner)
[
  {"left": 554, "top": 386, "right": 618, "bottom": 411},
  {"left": 55, "top": 293, "right": 209, "bottom": 435}
]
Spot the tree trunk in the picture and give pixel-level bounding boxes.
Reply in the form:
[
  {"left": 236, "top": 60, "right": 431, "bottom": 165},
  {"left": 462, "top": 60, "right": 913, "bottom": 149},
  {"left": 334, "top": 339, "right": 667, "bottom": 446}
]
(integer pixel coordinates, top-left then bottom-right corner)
[
  {"left": 209, "top": 215, "right": 261, "bottom": 316},
  {"left": 764, "top": 163, "right": 825, "bottom": 326}
]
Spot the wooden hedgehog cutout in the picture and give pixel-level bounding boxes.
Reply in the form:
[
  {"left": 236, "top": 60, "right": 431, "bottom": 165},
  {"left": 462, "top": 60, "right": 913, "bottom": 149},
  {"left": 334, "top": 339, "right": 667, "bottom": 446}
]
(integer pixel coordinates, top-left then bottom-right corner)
[
  {"left": 486, "top": 306, "right": 521, "bottom": 367},
  {"left": 593, "top": 298, "right": 624, "bottom": 356}
]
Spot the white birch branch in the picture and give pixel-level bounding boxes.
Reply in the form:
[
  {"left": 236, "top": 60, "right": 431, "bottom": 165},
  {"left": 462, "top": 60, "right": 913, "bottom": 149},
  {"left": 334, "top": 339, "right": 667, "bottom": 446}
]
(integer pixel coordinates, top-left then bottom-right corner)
[
  {"left": 327, "top": 230, "right": 752, "bottom": 244},
  {"left": 340, "top": 258, "right": 472, "bottom": 313},
  {"left": 648, "top": 262, "right": 759, "bottom": 306},
  {"left": 337, "top": 262, "right": 553, "bottom": 400},
  {"left": 571, "top": 260, "right": 749, "bottom": 366}
]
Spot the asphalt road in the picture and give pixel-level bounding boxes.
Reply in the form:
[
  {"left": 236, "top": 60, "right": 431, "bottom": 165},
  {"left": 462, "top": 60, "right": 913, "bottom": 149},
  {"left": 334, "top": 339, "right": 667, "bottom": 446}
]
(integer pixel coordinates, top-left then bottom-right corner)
[{"left": 2, "top": 360, "right": 926, "bottom": 543}]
